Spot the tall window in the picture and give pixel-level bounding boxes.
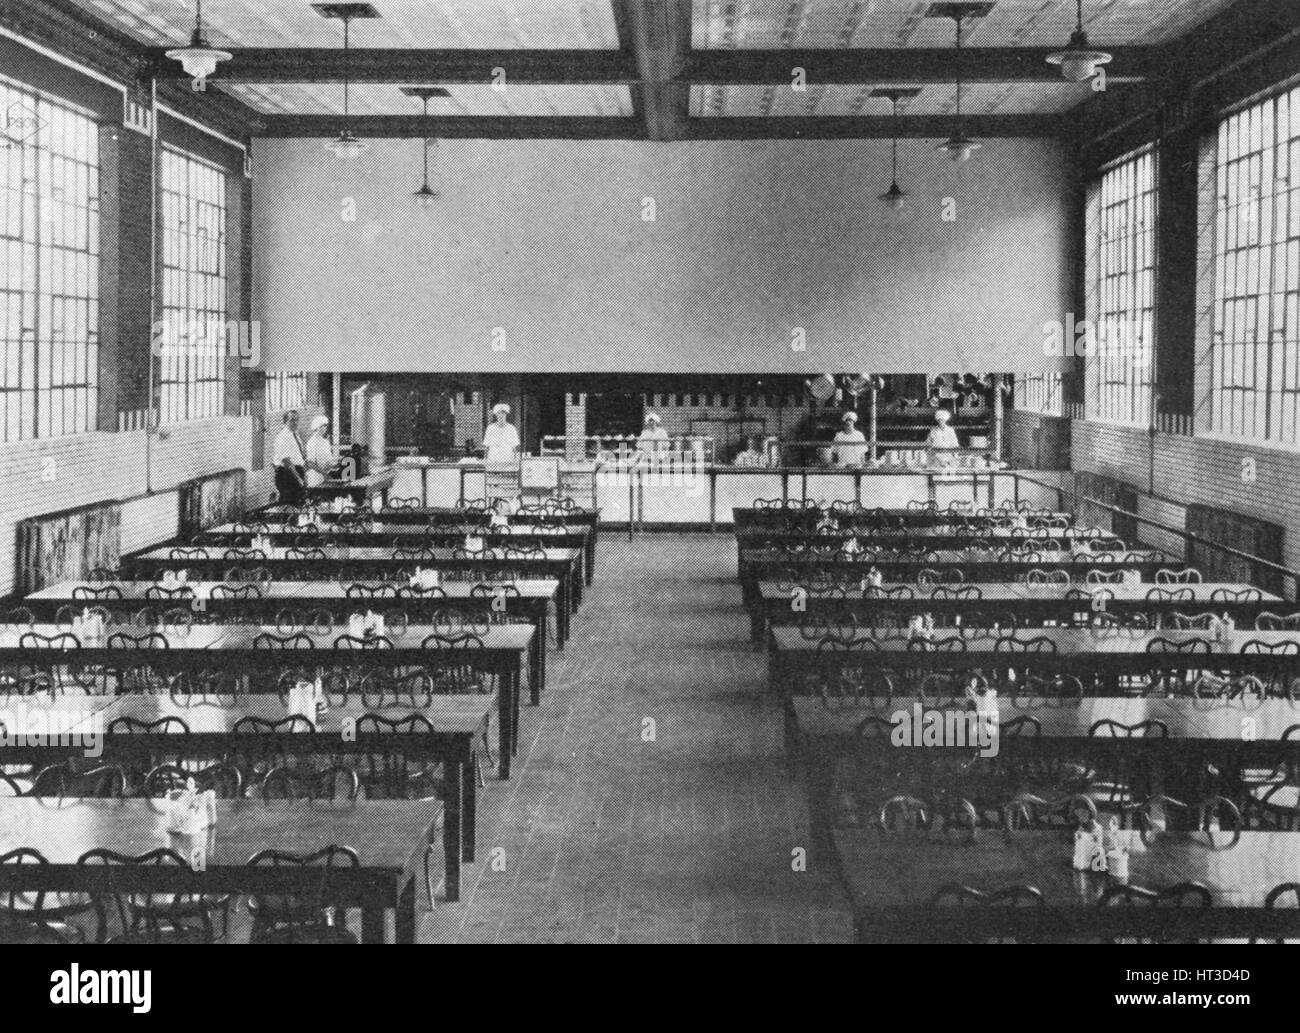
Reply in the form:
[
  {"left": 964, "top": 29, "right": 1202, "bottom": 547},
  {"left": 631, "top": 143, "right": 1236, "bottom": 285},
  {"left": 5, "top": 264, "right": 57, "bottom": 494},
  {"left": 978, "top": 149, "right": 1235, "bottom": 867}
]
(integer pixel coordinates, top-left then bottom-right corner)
[
  {"left": 159, "top": 145, "right": 226, "bottom": 423},
  {"left": 266, "top": 372, "right": 307, "bottom": 411},
  {"left": 1087, "top": 149, "right": 1156, "bottom": 424},
  {"left": 1210, "top": 85, "right": 1300, "bottom": 444},
  {"left": 0, "top": 77, "right": 100, "bottom": 441},
  {"left": 1014, "top": 372, "right": 1063, "bottom": 416}
]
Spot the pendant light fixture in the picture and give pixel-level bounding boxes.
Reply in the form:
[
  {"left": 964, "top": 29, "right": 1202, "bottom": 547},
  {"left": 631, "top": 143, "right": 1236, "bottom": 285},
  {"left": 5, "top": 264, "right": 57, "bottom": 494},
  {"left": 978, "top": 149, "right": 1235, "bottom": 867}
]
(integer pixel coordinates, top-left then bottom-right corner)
[
  {"left": 165, "top": 0, "right": 231, "bottom": 83},
  {"left": 314, "top": 4, "right": 380, "bottom": 159},
  {"left": 873, "top": 88, "right": 921, "bottom": 210},
  {"left": 1046, "top": 0, "right": 1112, "bottom": 82},
  {"left": 401, "top": 87, "right": 450, "bottom": 208},
  {"left": 930, "top": 3, "right": 992, "bottom": 163}
]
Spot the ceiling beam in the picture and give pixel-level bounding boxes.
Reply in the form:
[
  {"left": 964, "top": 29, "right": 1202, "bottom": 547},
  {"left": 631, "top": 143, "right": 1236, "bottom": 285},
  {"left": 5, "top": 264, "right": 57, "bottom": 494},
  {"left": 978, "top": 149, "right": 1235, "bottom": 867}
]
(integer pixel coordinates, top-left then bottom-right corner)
[
  {"left": 144, "top": 48, "right": 640, "bottom": 85},
  {"left": 681, "top": 115, "right": 1063, "bottom": 139},
  {"left": 255, "top": 113, "right": 1059, "bottom": 140},
  {"left": 140, "top": 45, "right": 1154, "bottom": 87},
  {"left": 258, "top": 115, "right": 646, "bottom": 139},
  {"left": 681, "top": 48, "right": 1152, "bottom": 85},
  {"left": 614, "top": 0, "right": 692, "bottom": 141}
]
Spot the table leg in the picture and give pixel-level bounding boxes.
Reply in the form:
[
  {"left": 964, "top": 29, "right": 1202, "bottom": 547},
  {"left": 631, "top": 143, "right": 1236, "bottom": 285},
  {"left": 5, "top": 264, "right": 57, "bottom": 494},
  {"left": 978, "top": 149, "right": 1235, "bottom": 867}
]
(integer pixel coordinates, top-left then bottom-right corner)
[
  {"left": 523, "top": 647, "right": 539, "bottom": 708},
  {"left": 395, "top": 876, "right": 416, "bottom": 944},
  {"left": 584, "top": 533, "right": 594, "bottom": 585},
  {"left": 497, "top": 684, "right": 513, "bottom": 780},
  {"left": 534, "top": 612, "right": 547, "bottom": 691},
  {"left": 443, "top": 760, "right": 462, "bottom": 902},
  {"left": 463, "top": 754, "right": 477, "bottom": 863},
  {"left": 509, "top": 665, "right": 522, "bottom": 752}
]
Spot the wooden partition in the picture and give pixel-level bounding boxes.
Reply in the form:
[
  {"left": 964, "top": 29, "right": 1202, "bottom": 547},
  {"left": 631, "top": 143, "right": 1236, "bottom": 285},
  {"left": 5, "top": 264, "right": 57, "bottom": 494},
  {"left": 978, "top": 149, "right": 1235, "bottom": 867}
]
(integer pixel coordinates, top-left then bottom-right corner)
[
  {"left": 15, "top": 502, "right": 121, "bottom": 595},
  {"left": 178, "top": 469, "right": 247, "bottom": 541}
]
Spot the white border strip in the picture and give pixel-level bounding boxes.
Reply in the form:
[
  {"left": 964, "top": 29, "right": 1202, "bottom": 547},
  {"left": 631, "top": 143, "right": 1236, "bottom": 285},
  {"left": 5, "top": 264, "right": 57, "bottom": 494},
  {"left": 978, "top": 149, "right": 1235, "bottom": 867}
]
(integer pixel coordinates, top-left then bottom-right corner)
[
  {"left": 157, "top": 102, "right": 247, "bottom": 154},
  {"left": 0, "top": 24, "right": 126, "bottom": 95}
]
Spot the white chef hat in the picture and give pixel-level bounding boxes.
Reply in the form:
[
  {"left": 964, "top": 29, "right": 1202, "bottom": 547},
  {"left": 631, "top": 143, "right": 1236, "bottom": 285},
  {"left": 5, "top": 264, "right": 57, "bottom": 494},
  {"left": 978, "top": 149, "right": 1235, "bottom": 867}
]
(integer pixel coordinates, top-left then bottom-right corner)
[
  {"left": 311, "top": 414, "right": 330, "bottom": 431},
  {"left": 841, "top": 411, "right": 858, "bottom": 423},
  {"left": 935, "top": 409, "right": 952, "bottom": 423},
  {"left": 492, "top": 403, "right": 510, "bottom": 416},
  {"left": 644, "top": 413, "right": 661, "bottom": 424}
]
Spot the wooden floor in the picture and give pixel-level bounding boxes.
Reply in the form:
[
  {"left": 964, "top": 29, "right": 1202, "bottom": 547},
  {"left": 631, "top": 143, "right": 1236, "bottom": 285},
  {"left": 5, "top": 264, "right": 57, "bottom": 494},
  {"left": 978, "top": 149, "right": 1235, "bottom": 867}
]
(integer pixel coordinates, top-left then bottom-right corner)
[{"left": 420, "top": 532, "right": 853, "bottom": 943}]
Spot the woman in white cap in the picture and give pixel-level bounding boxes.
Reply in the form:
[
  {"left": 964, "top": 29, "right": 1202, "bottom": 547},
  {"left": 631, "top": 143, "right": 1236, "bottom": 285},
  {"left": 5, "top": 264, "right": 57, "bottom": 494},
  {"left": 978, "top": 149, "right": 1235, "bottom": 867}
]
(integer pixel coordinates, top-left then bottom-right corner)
[
  {"left": 483, "top": 403, "right": 521, "bottom": 464},
  {"left": 304, "top": 413, "right": 336, "bottom": 488},
  {"left": 926, "top": 408, "right": 960, "bottom": 465},
  {"left": 832, "top": 410, "right": 867, "bottom": 467},
  {"left": 637, "top": 412, "right": 670, "bottom": 456}
]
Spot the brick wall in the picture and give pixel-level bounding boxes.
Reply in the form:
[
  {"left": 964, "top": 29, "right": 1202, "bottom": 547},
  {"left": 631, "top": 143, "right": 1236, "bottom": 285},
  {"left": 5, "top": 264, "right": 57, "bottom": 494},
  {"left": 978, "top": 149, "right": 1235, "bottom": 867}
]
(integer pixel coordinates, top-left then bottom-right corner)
[
  {"left": 564, "top": 393, "right": 586, "bottom": 460},
  {"left": 639, "top": 392, "right": 806, "bottom": 461},
  {"left": 0, "top": 417, "right": 255, "bottom": 597},
  {"left": 1070, "top": 420, "right": 1300, "bottom": 592}
]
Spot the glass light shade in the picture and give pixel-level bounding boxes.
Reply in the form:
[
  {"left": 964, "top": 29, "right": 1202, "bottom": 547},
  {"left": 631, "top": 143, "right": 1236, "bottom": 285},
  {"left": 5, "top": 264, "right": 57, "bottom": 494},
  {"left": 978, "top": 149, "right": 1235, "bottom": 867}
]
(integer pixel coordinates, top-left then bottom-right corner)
[
  {"left": 414, "top": 184, "right": 440, "bottom": 208},
  {"left": 880, "top": 182, "right": 907, "bottom": 210},
  {"left": 936, "top": 135, "right": 980, "bottom": 162},
  {"left": 325, "top": 131, "right": 368, "bottom": 159},
  {"left": 1048, "top": 49, "right": 1111, "bottom": 82},
  {"left": 165, "top": 43, "right": 231, "bottom": 81},
  {"left": 1046, "top": 29, "right": 1111, "bottom": 82}
]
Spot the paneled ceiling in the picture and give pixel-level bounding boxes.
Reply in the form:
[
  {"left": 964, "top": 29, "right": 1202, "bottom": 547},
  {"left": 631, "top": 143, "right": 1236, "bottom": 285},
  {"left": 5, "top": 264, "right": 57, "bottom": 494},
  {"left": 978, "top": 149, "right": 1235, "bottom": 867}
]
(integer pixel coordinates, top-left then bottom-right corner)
[
  {"left": 692, "top": 81, "right": 1094, "bottom": 117},
  {"left": 30, "top": 0, "right": 1294, "bottom": 139},
  {"left": 69, "top": 0, "right": 622, "bottom": 48},
  {"left": 693, "top": 0, "right": 1241, "bottom": 49},
  {"left": 224, "top": 82, "right": 633, "bottom": 116}
]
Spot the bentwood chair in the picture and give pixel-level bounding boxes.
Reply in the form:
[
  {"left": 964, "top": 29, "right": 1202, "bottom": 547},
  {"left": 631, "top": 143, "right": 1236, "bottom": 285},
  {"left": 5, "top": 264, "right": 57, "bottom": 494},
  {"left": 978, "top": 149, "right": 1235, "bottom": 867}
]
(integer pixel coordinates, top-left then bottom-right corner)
[
  {"left": 246, "top": 845, "right": 361, "bottom": 945},
  {"left": 0, "top": 848, "right": 93, "bottom": 944},
  {"left": 1097, "top": 881, "right": 1214, "bottom": 944},
  {"left": 929, "top": 884, "right": 1050, "bottom": 944},
  {"left": 77, "top": 848, "right": 218, "bottom": 944}
]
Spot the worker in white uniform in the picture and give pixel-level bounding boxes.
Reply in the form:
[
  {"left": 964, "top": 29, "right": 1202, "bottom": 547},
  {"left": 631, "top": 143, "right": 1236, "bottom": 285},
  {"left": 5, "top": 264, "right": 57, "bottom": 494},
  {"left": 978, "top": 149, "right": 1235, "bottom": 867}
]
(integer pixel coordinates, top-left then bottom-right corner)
[
  {"left": 926, "top": 408, "right": 961, "bottom": 466},
  {"left": 304, "top": 414, "right": 336, "bottom": 488},
  {"left": 272, "top": 411, "right": 307, "bottom": 506},
  {"left": 636, "top": 412, "right": 670, "bottom": 459},
  {"left": 483, "top": 403, "right": 521, "bottom": 464},
  {"left": 832, "top": 411, "right": 867, "bottom": 467}
]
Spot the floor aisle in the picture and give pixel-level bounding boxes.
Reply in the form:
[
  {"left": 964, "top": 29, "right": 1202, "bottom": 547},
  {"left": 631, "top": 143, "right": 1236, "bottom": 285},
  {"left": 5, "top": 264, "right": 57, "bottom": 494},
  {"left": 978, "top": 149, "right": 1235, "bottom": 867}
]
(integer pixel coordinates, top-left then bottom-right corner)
[{"left": 421, "top": 532, "right": 854, "bottom": 943}]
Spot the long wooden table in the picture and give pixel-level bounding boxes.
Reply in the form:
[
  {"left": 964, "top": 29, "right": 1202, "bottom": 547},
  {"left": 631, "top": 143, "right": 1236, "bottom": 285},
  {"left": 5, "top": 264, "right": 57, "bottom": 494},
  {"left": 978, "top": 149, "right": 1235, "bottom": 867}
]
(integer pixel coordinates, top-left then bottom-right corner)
[
  {"left": 748, "top": 581, "right": 1285, "bottom": 641},
  {"left": 0, "top": 693, "right": 491, "bottom": 903},
  {"left": 199, "top": 522, "right": 593, "bottom": 584},
  {"left": 0, "top": 622, "right": 529, "bottom": 780},
  {"left": 86, "top": 694, "right": 490, "bottom": 902},
  {"left": 836, "top": 827, "right": 1300, "bottom": 942},
  {"left": 24, "top": 578, "right": 559, "bottom": 694},
  {"left": 732, "top": 506, "right": 1073, "bottom": 533},
  {"left": 0, "top": 797, "right": 437, "bottom": 941},
  {"left": 120, "top": 544, "right": 582, "bottom": 636},
  {"left": 768, "top": 626, "right": 1300, "bottom": 698},
  {"left": 740, "top": 550, "right": 1175, "bottom": 612},
  {"left": 736, "top": 526, "right": 1111, "bottom": 562},
  {"left": 261, "top": 503, "right": 600, "bottom": 583},
  {"left": 790, "top": 695, "right": 1300, "bottom": 854}
]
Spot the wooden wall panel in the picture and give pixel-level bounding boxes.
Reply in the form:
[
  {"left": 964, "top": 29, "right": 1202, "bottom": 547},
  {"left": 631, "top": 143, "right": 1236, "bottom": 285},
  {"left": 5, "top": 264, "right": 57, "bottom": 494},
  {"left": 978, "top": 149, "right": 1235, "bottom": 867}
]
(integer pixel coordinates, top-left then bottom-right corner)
[
  {"left": 16, "top": 503, "right": 121, "bottom": 595},
  {"left": 179, "top": 469, "right": 247, "bottom": 540}
]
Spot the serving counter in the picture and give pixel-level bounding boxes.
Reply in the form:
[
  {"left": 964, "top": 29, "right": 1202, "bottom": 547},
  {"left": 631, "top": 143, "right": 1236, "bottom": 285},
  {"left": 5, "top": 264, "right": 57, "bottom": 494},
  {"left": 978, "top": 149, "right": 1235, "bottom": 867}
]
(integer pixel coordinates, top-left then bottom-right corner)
[{"left": 382, "top": 459, "right": 1063, "bottom": 529}]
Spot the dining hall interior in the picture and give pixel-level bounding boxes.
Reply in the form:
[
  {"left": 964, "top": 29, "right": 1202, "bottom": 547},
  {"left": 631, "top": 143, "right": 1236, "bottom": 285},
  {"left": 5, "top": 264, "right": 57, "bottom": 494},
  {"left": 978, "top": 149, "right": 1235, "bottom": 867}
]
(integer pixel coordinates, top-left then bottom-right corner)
[{"left": 0, "top": 0, "right": 1299, "bottom": 949}]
